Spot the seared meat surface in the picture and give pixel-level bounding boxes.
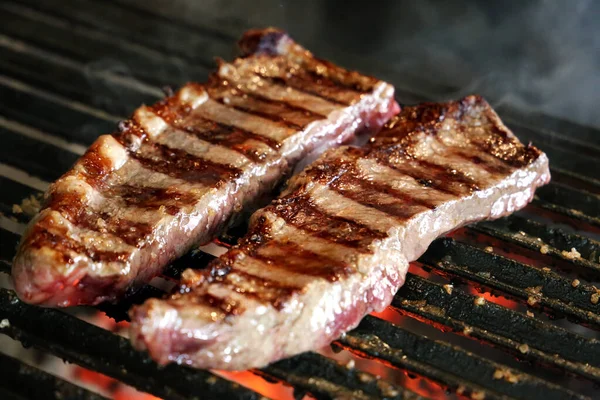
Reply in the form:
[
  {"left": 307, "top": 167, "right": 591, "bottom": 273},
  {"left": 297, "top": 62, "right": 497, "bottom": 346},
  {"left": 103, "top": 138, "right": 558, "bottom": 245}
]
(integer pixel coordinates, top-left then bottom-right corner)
[
  {"left": 12, "top": 28, "right": 398, "bottom": 307},
  {"left": 130, "top": 95, "right": 550, "bottom": 370}
]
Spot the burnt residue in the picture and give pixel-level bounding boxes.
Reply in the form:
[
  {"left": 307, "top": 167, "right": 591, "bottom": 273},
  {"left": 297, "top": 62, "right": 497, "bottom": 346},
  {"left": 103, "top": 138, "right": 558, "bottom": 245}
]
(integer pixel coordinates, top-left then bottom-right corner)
[
  {"left": 393, "top": 273, "right": 600, "bottom": 382},
  {"left": 420, "top": 238, "right": 600, "bottom": 328},
  {"left": 238, "top": 27, "right": 286, "bottom": 56}
]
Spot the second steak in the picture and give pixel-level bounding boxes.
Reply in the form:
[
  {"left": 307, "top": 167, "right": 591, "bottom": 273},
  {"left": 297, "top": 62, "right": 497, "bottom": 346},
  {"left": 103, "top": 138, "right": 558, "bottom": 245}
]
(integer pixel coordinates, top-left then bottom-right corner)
[{"left": 129, "top": 95, "right": 550, "bottom": 370}]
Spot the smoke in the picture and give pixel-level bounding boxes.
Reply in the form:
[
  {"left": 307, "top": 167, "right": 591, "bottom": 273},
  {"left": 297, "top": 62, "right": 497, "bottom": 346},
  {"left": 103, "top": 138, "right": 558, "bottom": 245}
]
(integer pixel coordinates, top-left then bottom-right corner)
[
  {"left": 117, "top": 0, "right": 599, "bottom": 128},
  {"left": 288, "top": 0, "right": 600, "bottom": 128}
]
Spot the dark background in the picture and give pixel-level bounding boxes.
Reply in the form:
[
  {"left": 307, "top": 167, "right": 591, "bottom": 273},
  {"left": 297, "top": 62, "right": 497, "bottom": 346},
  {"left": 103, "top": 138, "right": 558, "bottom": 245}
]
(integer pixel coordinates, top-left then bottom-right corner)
[{"left": 120, "top": 0, "right": 600, "bottom": 129}]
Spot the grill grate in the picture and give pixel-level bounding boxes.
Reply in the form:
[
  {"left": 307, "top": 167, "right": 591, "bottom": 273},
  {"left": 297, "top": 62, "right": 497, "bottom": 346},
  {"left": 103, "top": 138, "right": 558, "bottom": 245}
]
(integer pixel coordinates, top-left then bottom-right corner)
[{"left": 1, "top": 0, "right": 600, "bottom": 399}]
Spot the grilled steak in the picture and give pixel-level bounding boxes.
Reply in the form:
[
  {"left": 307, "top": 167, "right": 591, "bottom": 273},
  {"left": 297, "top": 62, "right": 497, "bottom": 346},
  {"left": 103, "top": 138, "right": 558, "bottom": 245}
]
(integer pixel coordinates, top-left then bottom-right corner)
[
  {"left": 130, "top": 95, "right": 550, "bottom": 370},
  {"left": 11, "top": 28, "right": 398, "bottom": 307}
]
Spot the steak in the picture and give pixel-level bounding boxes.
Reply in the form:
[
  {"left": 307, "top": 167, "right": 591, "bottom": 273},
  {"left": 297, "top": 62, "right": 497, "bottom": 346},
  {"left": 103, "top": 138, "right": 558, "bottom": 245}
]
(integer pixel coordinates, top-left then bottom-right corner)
[
  {"left": 129, "top": 95, "right": 550, "bottom": 370},
  {"left": 11, "top": 28, "right": 398, "bottom": 307}
]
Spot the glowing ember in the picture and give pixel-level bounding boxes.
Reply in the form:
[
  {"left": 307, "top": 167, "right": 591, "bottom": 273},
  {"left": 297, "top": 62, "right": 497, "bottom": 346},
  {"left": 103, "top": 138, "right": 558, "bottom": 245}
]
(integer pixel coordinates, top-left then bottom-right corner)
[
  {"left": 214, "top": 370, "right": 296, "bottom": 400},
  {"left": 72, "top": 367, "right": 161, "bottom": 400}
]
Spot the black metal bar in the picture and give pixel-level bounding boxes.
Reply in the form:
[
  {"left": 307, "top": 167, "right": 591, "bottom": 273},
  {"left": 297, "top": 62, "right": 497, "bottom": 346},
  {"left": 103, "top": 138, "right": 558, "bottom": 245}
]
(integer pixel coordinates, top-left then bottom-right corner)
[
  {"left": 0, "top": 81, "right": 116, "bottom": 146},
  {"left": 473, "top": 215, "right": 600, "bottom": 277},
  {"left": 529, "top": 143, "right": 599, "bottom": 184},
  {"left": 10, "top": 0, "right": 234, "bottom": 69},
  {"left": 0, "top": 39, "right": 159, "bottom": 116},
  {"left": 0, "top": 125, "right": 79, "bottom": 182},
  {"left": 0, "top": 2, "right": 209, "bottom": 88},
  {"left": 496, "top": 105, "right": 600, "bottom": 148},
  {"left": 259, "top": 352, "right": 421, "bottom": 400},
  {"left": 0, "top": 229, "right": 19, "bottom": 266},
  {"left": 393, "top": 274, "right": 600, "bottom": 382},
  {"left": 109, "top": 0, "right": 240, "bottom": 42},
  {"left": 338, "top": 315, "right": 586, "bottom": 400},
  {"left": 420, "top": 238, "right": 600, "bottom": 327},
  {"left": 534, "top": 183, "right": 600, "bottom": 228},
  {"left": 506, "top": 122, "right": 600, "bottom": 159},
  {"left": 0, "top": 288, "right": 261, "bottom": 400},
  {"left": 0, "top": 352, "right": 108, "bottom": 400},
  {"left": 0, "top": 233, "right": 418, "bottom": 400}
]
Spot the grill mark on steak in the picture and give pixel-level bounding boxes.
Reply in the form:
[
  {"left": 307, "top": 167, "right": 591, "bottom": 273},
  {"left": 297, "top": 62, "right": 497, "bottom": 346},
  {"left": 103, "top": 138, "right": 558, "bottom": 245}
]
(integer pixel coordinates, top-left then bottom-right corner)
[
  {"left": 250, "top": 240, "right": 354, "bottom": 282},
  {"left": 179, "top": 118, "right": 280, "bottom": 164},
  {"left": 225, "top": 269, "right": 301, "bottom": 310},
  {"left": 303, "top": 68, "right": 371, "bottom": 93},
  {"left": 367, "top": 148, "right": 480, "bottom": 195},
  {"left": 125, "top": 141, "right": 242, "bottom": 187},
  {"left": 193, "top": 293, "right": 244, "bottom": 316},
  {"left": 78, "top": 141, "right": 116, "bottom": 190},
  {"left": 214, "top": 98, "right": 303, "bottom": 130},
  {"left": 267, "top": 194, "right": 387, "bottom": 251},
  {"left": 472, "top": 127, "right": 543, "bottom": 169},
  {"left": 237, "top": 90, "right": 330, "bottom": 119},
  {"left": 306, "top": 58, "right": 378, "bottom": 92},
  {"left": 25, "top": 225, "right": 129, "bottom": 264},
  {"left": 305, "top": 156, "right": 437, "bottom": 219},
  {"left": 330, "top": 175, "right": 437, "bottom": 218},
  {"left": 206, "top": 77, "right": 331, "bottom": 119},
  {"left": 261, "top": 75, "right": 351, "bottom": 106},
  {"left": 47, "top": 192, "right": 153, "bottom": 247},
  {"left": 183, "top": 256, "right": 302, "bottom": 310},
  {"left": 449, "top": 148, "right": 514, "bottom": 175},
  {"left": 148, "top": 93, "right": 192, "bottom": 125},
  {"left": 107, "top": 184, "right": 198, "bottom": 216}
]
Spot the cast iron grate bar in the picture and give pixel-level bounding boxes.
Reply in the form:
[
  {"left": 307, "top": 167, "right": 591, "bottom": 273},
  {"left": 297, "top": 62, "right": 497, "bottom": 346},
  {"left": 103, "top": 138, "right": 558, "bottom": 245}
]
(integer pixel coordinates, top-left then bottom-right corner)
[
  {"left": 473, "top": 215, "right": 600, "bottom": 277},
  {"left": 506, "top": 122, "right": 600, "bottom": 159},
  {"left": 0, "top": 288, "right": 261, "bottom": 400},
  {"left": 0, "top": 36, "right": 160, "bottom": 117},
  {"left": 1, "top": 226, "right": 587, "bottom": 399},
  {"left": 258, "top": 353, "right": 418, "bottom": 400},
  {"left": 496, "top": 106, "right": 600, "bottom": 148},
  {"left": 0, "top": 2, "right": 209, "bottom": 88},
  {"left": 420, "top": 238, "right": 600, "bottom": 328},
  {"left": 109, "top": 0, "right": 242, "bottom": 42},
  {"left": 534, "top": 183, "right": 600, "bottom": 228},
  {"left": 0, "top": 267, "right": 584, "bottom": 400},
  {"left": 0, "top": 125, "right": 79, "bottom": 182},
  {"left": 10, "top": 0, "right": 235, "bottom": 69},
  {"left": 0, "top": 233, "right": 423, "bottom": 400},
  {"left": 393, "top": 274, "right": 600, "bottom": 382},
  {"left": 0, "top": 77, "right": 117, "bottom": 145},
  {"left": 337, "top": 315, "right": 586, "bottom": 400},
  {"left": 0, "top": 229, "right": 19, "bottom": 266},
  {"left": 0, "top": 352, "right": 108, "bottom": 400}
]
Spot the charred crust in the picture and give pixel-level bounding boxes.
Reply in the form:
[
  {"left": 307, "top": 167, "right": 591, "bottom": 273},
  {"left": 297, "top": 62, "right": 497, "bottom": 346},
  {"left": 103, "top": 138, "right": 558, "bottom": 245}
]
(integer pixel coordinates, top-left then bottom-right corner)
[{"left": 238, "top": 28, "right": 287, "bottom": 56}]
